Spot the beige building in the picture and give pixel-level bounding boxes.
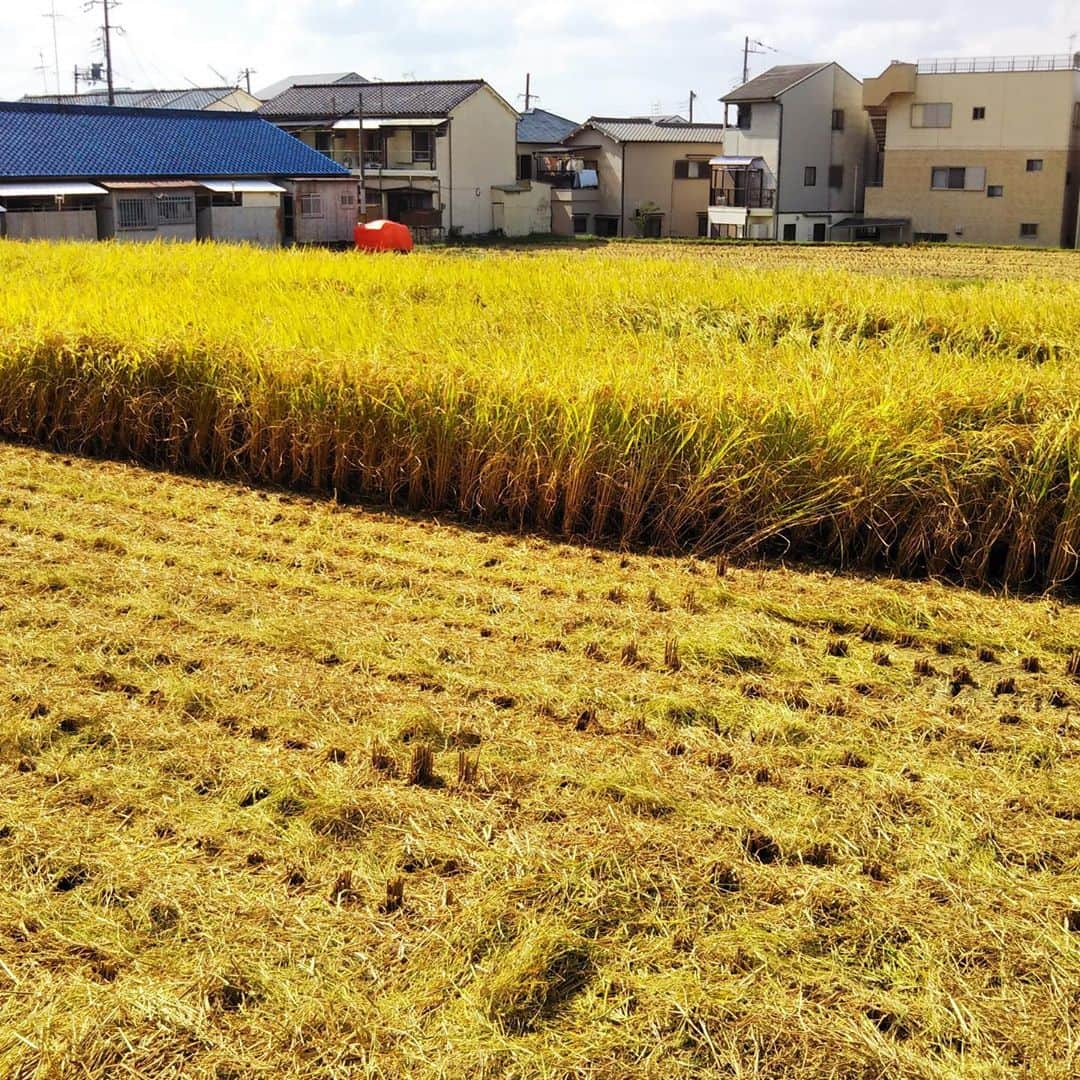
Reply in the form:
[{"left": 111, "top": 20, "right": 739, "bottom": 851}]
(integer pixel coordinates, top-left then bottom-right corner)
[
  {"left": 259, "top": 79, "right": 547, "bottom": 238},
  {"left": 542, "top": 117, "right": 726, "bottom": 238},
  {"left": 862, "top": 55, "right": 1080, "bottom": 247},
  {"left": 713, "top": 63, "right": 875, "bottom": 241}
]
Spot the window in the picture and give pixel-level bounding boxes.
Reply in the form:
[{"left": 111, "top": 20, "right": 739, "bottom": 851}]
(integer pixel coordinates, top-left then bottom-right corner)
[
  {"left": 674, "top": 160, "right": 708, "bottom": 179},
  {"left": 116, "top": 196, "right": 154, "bottom": 230},
  {"left": 210, "top": 192, "right": 242, "bottom": 208},
  {"left": 572, "top": 214, "right": 589, "bottom": 235},
  {"left": 157, "top": 194, "right": 195, "bottom": 225},
  {"left": 594, "top": 216, "right": 620, "bottom": 237},
  {"left": 1019, "top": 223, "right": 1038, "bottom": 238},
  {"left": 828, "top": 165, "right": 844, "bottom": 189},
  {"left": 412, "top": 129, "right": 435, "bottom": 166},
  {"left": 314, "top": 132, "right": 333, "bottom": 153},
  {"left": 930, "top": 166, "right": 985, "bottom": 191},
  {"left": 1026, "top": 159, "right": 1043, "bottom": 172},
  {"left": 911, "top": 102, "right": 953, "bottom": 128},
  {"left": 987, "top": 185, "right": 1004, "bottom": 198},
  {"left": 1074, "top": 102, "right": 1080, "bottom": 129},
  {"left": 737, "top": 104, "right": 752, "bottom": 130},
  {"left": 782, "top": 222, "right": 797, "bottom": 241},
  {"left": 812, "top": 222, "right": 827, "bottom": 242},
  {"left": 340, "top": 191, "right": 357, "bottom": 208},
  {"left": 517, "top": 153, "right": 533, "bottom": 181},
  {"left": 299, "top": 194, "right": 324, "bottom": 218},
  {"left": 697, "top": 212, "right": 709, "bottom": 238},
  {"left": 972, "top": 106, "right": 986, "bottom": 120},
  {"left": 831, "top": 109, "right": 845, "bottom": 131},
  {"left": 804, "top": 166, "right": 817, "bottom": 186}
]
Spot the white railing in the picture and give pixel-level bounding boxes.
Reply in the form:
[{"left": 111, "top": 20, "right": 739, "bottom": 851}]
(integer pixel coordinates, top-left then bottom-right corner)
[{"left": 917, "top": 54, "right": 1080, "bottom": 74}]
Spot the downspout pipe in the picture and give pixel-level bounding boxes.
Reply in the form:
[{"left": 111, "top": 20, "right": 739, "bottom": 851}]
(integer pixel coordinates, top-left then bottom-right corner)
[
  {"left": 620, "top": 141, "right": 627, "bottom": 236},
  {"left": 773, "top": 100, "right": 784, "bottom": 239}
]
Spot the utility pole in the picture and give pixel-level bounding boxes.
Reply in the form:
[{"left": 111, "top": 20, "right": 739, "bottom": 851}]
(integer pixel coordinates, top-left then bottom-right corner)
[
  {"left": 356, "top": 91, "right": 366, "bottom": 222},
  {"left": 102, "top": 0, "right": 115, "bottom": 104},
  {"left": 84, "top": 0, "right": 118, "bottom": 104},
  {"left": 518, "top": 73, "right": 539, "bottom": 113},
  {"left": 742, "top": 36, "right": 767, "bottom": 85},
  {"left": 688, "top": 90, "right": 697, "bottom": 123},
  {"left": 239, "top": 67, "right": 256, "bottom": 95}
]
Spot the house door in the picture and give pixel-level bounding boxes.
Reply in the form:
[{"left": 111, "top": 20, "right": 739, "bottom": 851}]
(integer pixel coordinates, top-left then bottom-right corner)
[
  {"left": 783, "top": 223, "right": 796, "bottom": 241},
  {"left": 386, "top": 188, "right": 433, "bottom": 222},
  {"left": 282, "top": 195, "right": 295, "bottom": 243},
  {"left": 812, "top": 222, "right": 827, "bottom": 242}
]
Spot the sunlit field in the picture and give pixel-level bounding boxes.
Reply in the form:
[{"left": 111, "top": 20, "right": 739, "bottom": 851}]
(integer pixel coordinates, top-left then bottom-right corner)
[
  {"left": 0, "top": 240, "right": 1078, "bottom": 1078},
  {"left": 0, "top": 240, "right": 1077, "bottom": 590}
]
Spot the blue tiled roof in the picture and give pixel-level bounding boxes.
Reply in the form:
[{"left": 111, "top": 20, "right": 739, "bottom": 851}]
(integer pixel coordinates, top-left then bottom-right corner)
[
  {"left": 0, "top": 102, "right": 350, "bottom": 179},
  {"left": 517, "top": 108, "right": 578, "bottom": 145}
]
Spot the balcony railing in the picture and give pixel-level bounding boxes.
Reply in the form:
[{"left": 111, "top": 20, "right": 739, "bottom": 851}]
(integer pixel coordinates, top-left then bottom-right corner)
[
  {"left": 318, "top": 149, "right": 434, "bottom": 172},
  {"left": 536, "top": 170, "right": 599, "bottom": 190},
  {"left": 710, "top": 187, "right": 775, "bottom": 209},
  {"left": 916, "top": 54, "right": 1080, "bottom": 74}
]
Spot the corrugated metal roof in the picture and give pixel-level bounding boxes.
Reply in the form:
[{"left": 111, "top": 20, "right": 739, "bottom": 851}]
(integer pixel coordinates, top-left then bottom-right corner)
[
  {"left": 0, "top": 102, "right": 350, "bottom": 180},
  {"left": 579, "top": 118, "right": 726, "bottom": 144},
  {"left": 20, "top": 87, "right": 252, "bottom": 111},
  {"left": 259, "top": 80, "right": 487, "bottom": 120},
  {"left": 255, "top": 73, "right": 368, "bottom": 100},
  {"left": 724, "top": 64, "right": 831, "bottom": 102},
  {"left": 517, "top": 108, "right": 578, "bottom": 144}
]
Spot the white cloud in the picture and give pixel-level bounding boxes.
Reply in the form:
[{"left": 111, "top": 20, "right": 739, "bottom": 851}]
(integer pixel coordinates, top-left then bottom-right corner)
[{"left": 2, "top": 0, "right": 1077, "bottom": 122}]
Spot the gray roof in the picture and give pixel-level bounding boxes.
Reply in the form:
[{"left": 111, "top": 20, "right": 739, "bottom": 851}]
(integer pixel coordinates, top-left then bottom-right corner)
[
  {"left": 20, "top": 87, "right": 255, "bottom": 111},
  {"left": 258, "top": 80, "right": 487, "bottom": 120},
  {"left": 255, "top": 73, "right": 368, "bottom": 100},
  {"left": 724, "top": 63, "right": 831, "bottom": 102},
  {"left": 517, "top": 108, "right": 578, "bottom": 145},
  {"left": 578, "top": 117, "right": 727, "bottom": 144}
]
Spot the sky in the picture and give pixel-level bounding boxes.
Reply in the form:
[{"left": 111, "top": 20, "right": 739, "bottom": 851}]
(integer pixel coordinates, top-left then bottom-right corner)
[{"left": 4, "top": 1, "right": 1079, "bottom": 122}]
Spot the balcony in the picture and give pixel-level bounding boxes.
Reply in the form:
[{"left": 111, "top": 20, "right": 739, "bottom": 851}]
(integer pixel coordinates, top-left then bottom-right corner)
[
  {"left": 536, "top": 169, "right": 599, "bottom": 190},
  {"left": 709, "top": 187, "right": 775, "bottom": 209},
  {"left": 317, "top": 148, "right": 436, "bottom": 174}
]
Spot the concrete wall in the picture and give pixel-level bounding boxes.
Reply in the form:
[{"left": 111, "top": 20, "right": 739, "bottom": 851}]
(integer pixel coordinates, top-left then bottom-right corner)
[
  {"left": 445, "top": 86, "right": 519, "bottom": 235},
  {"left": 720, "top": 102, "right": 781, "bottom": 178},
  {"left": 287, "top": 180, "right": 357, "bottom": 245},
  {"left": 491, "top": 181, "right": 552, "bottom": 236},
  {"left": 1, "top": 209, "right": 98, "bottom": 241},
  {"left": 208, "top": 205, "right": 281, "bottom": 246}
]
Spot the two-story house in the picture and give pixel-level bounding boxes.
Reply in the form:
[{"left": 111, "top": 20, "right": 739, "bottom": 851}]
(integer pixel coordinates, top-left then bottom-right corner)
[
  {"left": 258, "top": 79, "right": 542, "bottom": 238},
  {"left": 860, "top": 55, "right": 1080, "bottom": 247},
  {"left": 712, "top": 63, "right": 874, "bottom": 241},
  {"left": 545, "top": 117, "right": 726, "bottom": 238}
]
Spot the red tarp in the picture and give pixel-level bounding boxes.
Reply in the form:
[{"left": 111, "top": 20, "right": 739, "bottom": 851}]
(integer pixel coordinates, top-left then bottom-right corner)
[{"left": 354, "top": 219, "right": 414, "bottom": 253}]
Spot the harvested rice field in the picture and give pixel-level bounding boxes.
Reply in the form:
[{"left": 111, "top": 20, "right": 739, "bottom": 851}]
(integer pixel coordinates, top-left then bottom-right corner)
[{"left": 0, "top": 443, "right": 1078, "bottom": 1079}]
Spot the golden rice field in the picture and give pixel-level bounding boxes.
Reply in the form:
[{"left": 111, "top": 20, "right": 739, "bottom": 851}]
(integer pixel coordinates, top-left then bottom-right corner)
[
  {"left": 0, "top": 240, "right": 1078, "bottom": 590},
  {"left": 1, "top": 443, "right": 1078, "bottom": 1079}
]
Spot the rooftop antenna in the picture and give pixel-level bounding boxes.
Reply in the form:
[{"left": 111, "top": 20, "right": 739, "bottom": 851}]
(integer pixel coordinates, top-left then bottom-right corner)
[
  {"left": 208, "top": 64, "right": 229, "bottom": 85},
  {"left": 44, "top": 1, "right": 63, "bottom": 95},
  {"left": 35, "top": 50, "right": 50, "bottom": 93},
  {"left": 742, "top": 36, "right": 768, "bottom": 84}
]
